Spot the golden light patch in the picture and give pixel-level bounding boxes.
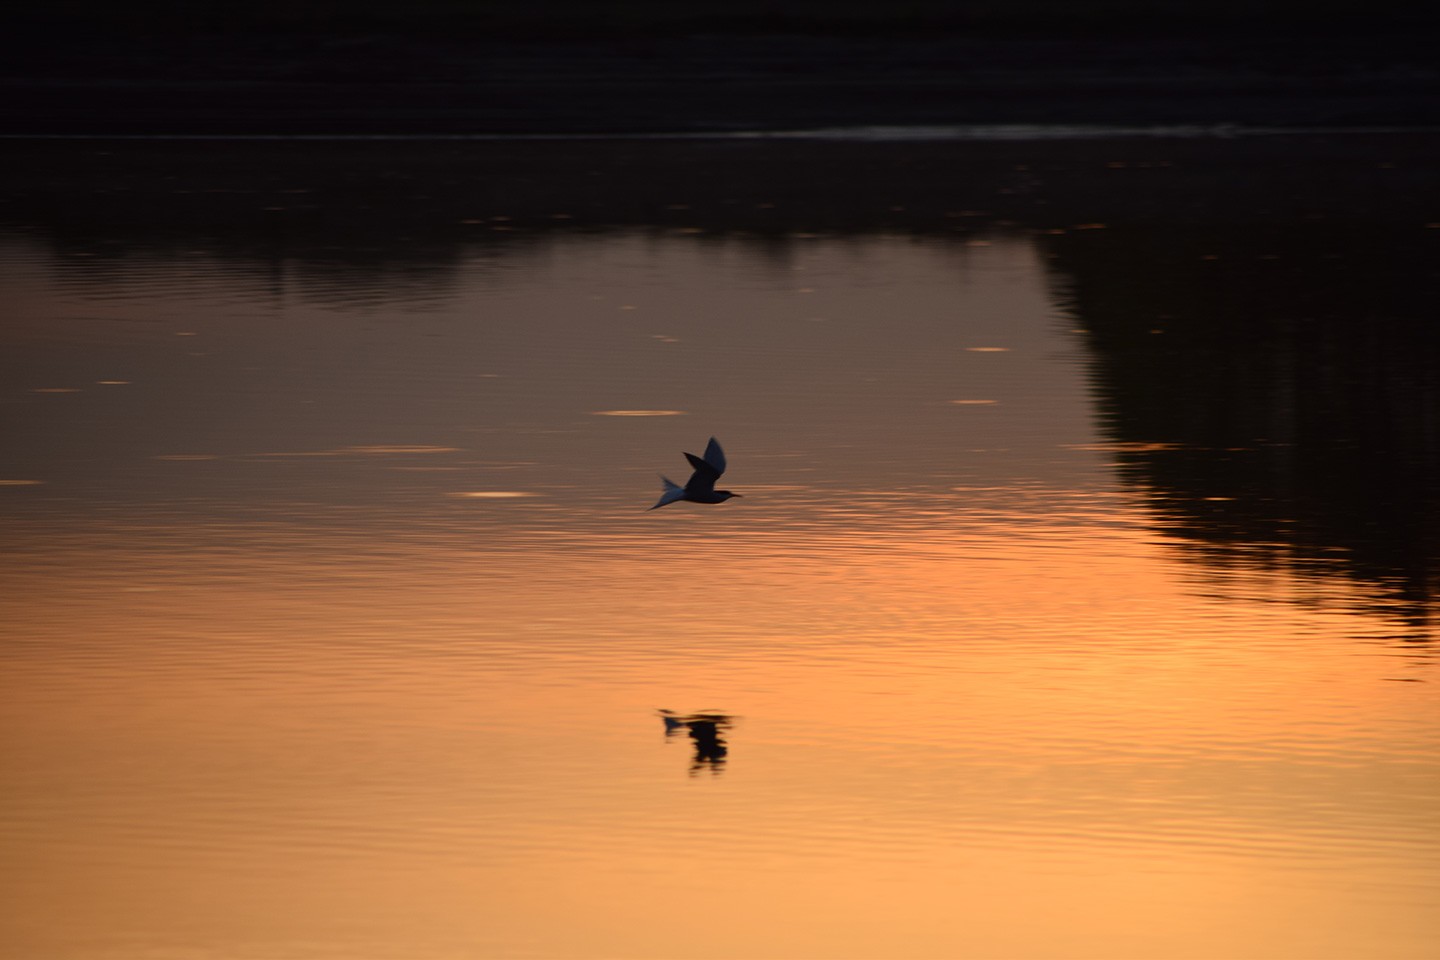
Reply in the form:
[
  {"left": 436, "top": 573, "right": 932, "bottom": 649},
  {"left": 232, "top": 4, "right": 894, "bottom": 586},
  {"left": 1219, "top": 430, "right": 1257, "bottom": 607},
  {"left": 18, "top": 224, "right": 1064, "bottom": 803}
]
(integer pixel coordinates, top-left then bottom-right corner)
[
  {"left": 343, "top": 445, "right": 461, "bottom": 455},
  {"left": 0, "top": 479, "right": 43, "bottom": 486},
  {"left": 254, "top": 446, "right": 461, "bottom": 458},
  {"left": 448, "top": 491, "right": 538, "bottom": 499},
  {"left": 964, "top": 347, "right": 1011, "bottom": 353},
  {"left": 252, "top": 451, "right": 341, "bottom": 458},
  {"left": 949, "top": 399, "right": 998, "bottom": 405},
  {"left": 590, "top": 410, "right": 687, "bottom": 417}
]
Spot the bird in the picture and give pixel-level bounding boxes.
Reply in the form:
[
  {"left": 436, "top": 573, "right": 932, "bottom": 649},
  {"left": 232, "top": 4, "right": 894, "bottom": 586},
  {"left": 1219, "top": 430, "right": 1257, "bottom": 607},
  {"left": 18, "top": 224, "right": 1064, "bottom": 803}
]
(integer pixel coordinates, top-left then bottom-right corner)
[{"left": 650, "top": 437, "right": 742, "bottom": 509}]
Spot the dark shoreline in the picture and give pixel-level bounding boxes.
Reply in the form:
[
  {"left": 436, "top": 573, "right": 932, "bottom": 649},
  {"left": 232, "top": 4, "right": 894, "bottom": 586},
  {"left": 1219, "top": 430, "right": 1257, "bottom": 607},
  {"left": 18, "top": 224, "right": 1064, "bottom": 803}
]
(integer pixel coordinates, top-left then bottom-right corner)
[{"left": 6, "top": 132, "right": 1438, "bottom": 238}]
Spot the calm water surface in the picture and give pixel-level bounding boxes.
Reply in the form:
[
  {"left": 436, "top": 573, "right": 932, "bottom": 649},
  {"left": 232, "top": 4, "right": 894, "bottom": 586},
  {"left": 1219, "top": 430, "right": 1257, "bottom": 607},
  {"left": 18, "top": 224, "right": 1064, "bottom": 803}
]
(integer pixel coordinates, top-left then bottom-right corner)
[{"left": 1, "top": 138, "right": 1437, "bottom": 959}]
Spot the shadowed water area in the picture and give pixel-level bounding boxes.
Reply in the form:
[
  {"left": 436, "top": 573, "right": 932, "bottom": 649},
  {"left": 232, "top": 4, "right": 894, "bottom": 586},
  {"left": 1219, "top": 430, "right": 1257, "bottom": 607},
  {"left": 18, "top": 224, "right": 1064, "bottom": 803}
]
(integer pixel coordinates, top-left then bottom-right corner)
[{"left": 1, "top": 134, "right": 1438, "bottom": 958}]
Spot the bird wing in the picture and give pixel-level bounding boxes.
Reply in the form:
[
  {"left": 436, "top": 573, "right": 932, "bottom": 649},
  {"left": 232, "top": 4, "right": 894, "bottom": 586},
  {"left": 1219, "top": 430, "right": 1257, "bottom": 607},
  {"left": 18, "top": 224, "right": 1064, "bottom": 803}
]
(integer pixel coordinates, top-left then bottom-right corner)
[
  {"left": 682, "top": 452, "right": 719, "bottom": 497},
  {"left": 701, "top": 437, "right": 727, "bottom": 477}
]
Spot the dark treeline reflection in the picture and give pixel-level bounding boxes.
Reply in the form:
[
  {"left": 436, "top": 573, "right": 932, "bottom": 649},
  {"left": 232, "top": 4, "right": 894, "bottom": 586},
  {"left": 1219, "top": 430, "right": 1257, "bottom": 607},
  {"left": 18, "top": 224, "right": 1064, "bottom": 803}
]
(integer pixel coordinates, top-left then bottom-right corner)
[
  {"left": 4, "top": 136, "right": 1437, "bottom": 281},
  {"left": 3, "top": 135, "right": 1437, "bottom": 629},
  {"left": 1047, "top": 222, "right": 1440, "bottom": 635}
]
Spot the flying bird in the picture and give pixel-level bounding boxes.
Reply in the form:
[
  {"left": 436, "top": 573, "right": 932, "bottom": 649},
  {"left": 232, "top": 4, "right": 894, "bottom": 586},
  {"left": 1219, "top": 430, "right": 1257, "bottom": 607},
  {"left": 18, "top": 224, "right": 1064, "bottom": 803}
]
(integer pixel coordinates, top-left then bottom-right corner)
[{"left": 651, "top": 437, "right": 742, "bottom": 509}]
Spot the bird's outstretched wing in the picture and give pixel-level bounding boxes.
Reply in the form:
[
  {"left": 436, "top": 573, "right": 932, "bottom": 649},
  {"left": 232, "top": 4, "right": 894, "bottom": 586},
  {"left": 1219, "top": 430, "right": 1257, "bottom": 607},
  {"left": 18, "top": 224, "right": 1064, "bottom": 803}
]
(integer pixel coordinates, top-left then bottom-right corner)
[
  {"left": 683, "top": 452, "right": 719, "bottom": 497},
  {"left": 701, "top": 437, "right": 726, "bottom": 477},
  {"left": 682, "top": 437, "right": 727, "bottom": 497}
]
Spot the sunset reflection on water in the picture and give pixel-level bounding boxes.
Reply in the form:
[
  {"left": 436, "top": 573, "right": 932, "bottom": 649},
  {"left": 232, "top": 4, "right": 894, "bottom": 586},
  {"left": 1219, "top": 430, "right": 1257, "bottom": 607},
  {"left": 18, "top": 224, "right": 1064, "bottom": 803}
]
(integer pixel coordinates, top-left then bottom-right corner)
[{"left": 2, "top": 138, "right": 1438, "bottom": 959}]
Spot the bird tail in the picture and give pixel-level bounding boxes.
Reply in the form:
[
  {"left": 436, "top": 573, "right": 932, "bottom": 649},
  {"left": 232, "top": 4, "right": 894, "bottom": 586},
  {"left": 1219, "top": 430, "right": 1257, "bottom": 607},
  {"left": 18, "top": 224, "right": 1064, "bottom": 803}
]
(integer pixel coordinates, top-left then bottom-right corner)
[{"left": 650, "top": 475, "right": 685, "bottom": 510}]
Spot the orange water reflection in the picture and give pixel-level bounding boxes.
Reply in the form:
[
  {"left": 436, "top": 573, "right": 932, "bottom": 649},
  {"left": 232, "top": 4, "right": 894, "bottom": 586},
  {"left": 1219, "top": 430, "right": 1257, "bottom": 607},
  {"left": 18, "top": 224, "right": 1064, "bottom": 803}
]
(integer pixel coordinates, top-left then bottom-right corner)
[{"left": 2, "top": 508, "right": 1437, "bottom": 959}]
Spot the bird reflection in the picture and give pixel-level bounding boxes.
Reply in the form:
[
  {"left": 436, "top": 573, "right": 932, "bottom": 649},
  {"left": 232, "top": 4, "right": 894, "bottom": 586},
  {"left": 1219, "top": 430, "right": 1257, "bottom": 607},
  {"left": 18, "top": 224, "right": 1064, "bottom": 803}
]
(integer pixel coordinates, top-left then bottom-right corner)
[{"left": 657, "top": 710, "right": 733, "bottom": 776}]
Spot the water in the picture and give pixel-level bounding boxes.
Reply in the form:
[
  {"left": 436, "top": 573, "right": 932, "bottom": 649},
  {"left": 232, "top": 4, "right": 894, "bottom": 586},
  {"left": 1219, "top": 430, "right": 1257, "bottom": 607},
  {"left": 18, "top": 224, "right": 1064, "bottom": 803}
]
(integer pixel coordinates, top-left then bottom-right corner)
[{"left": 2, "top": 136, "right": 1437, "bottom": 959}]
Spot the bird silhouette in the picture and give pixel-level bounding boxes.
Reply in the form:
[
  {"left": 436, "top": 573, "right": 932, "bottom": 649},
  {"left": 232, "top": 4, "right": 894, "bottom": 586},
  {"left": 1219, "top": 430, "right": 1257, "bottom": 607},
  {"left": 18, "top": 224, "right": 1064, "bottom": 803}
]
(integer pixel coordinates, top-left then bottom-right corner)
[{"left": 651, "top": 437, "right": 742, "bottom": 509}]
